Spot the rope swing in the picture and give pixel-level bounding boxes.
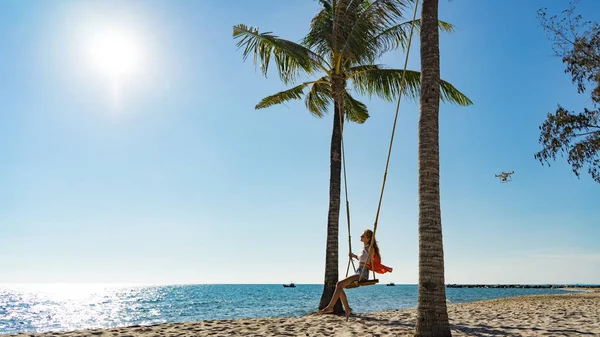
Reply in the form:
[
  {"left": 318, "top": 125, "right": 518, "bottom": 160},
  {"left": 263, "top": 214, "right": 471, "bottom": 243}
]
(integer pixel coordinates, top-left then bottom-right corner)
[{"left": 342, "top": 0, "right": 420, "bottom": 289}]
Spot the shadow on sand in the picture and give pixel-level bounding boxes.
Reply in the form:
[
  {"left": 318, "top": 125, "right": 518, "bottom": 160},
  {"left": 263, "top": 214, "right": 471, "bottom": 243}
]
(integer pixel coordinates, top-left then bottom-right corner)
[{"left": 351, "top": 316, "right": 597, "bottom": 336}]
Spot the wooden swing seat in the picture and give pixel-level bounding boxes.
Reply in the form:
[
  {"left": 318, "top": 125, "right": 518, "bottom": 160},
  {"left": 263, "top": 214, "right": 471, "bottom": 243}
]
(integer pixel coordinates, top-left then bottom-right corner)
[{"left": 345, "top": 279, "right": 379, "bottom": 289}]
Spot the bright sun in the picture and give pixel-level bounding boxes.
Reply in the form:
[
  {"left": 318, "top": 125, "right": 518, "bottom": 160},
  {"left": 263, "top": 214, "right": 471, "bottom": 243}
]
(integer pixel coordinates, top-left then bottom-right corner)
[
  {"left": 89, "top": 28, "right": 142, "bottom": 83},
  {"left": 87, "top": 26, "right": 145, "bottom": 106}
]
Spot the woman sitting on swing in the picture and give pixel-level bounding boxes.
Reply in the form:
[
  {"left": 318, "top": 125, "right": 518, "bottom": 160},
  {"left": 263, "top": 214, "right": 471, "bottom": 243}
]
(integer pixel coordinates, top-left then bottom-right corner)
[{"left": 319, "top": 229, "right": 392, "bottom": 320}]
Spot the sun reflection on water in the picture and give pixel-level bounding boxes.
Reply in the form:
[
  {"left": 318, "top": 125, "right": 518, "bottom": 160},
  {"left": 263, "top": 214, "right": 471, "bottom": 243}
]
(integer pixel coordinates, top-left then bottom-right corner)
[{"left": 1, "top": 284, "right": 165, "bottom": 333}]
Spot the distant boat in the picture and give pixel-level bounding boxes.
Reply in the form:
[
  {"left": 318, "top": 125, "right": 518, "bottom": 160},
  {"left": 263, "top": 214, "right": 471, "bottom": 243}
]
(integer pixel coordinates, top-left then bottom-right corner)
[
  {"left": 283, "top": 282, "right": 296, "bottom": 288},
  {"left": 386, "top": 282, "right": 395, "bottom": 286}
]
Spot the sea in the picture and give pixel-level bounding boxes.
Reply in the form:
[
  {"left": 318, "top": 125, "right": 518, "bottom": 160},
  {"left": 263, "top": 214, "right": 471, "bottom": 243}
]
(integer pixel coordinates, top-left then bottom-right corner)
[{"left": 0, "top": 283, "right": 573, "bottom": 335}]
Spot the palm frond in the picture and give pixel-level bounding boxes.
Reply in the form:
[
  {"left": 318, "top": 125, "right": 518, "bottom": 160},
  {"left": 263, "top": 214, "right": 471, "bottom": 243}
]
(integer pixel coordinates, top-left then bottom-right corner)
[
  {"left": 233, "top": 24, "right": 316, "bottom": 84},
  {"left": 373, "top": 19, "right": 454, "bottom": 54},
  {"left": 439, "top": 80, "right": 473, "bottom": 106},
  {"left": 305, "top": 78, "right": 332, "bottom": 118},
  {"left": 255, "top": 84, "right": 307, "bottom": 110},
  {"left": 344, "top": 92, "right": 370, "bottom": 124},
  {"left": 303, "top": 1, "right": 333, "bottom": 57},
  {"left": 337, "top": 0, "right": 411, "bottom": 65},
  {"left": 437, "top": 20, "right": 454, "bottom": 32},
  {"left": 350, "top": 66, "right": 472, "bottom": 106},
  {"left": 351, "top": 65, "right": 420, "bottom": 101}
]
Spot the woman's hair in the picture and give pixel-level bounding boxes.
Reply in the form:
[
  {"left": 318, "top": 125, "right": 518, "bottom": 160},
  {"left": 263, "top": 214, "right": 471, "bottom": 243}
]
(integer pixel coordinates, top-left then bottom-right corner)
[{"left": 363, "top": 229, "right": 380, "bottom": 258}]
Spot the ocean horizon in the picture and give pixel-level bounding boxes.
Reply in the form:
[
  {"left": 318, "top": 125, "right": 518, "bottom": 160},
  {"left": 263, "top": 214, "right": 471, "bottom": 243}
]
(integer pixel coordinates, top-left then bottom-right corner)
[{"left": 0, "top": 283, "right": 577, "bottom": 335}]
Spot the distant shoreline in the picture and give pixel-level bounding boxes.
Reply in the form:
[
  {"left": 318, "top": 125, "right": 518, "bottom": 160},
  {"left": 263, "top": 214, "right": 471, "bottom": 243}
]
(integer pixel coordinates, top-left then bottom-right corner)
[{"left": 446, "top": 284, "right": 600, "bottom": 289}]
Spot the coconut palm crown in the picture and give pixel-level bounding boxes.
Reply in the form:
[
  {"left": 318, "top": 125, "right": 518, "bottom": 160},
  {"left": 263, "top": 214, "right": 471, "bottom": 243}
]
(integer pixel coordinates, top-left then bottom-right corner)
[{"left": 233, "top": 0, "right": 472, "bottom": 312}]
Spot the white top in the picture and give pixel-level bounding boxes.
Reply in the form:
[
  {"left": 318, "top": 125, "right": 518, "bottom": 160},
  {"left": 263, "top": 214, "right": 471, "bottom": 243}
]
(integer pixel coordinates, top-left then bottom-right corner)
[{"left": 357, "top": 245, "right": 370, "bottom": 264}]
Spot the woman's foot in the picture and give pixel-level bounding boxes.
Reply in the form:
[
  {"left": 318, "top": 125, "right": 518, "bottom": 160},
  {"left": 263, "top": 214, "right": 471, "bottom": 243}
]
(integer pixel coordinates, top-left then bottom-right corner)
[
  {"left": 345, "top": 308, "right": 353, "bottom": 321},
  {"left": 318, "top": 307, "right": 334, "bottom": 315}
]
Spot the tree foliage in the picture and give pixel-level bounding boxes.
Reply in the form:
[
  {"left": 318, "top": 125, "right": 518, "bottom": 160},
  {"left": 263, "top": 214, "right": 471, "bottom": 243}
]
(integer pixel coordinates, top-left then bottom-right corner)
[
  {"left": 233, "top": 1, "right": 471, "bottom": 125},
  {"left": 535, "top": 0, "right": 600, "bottom": 183}
]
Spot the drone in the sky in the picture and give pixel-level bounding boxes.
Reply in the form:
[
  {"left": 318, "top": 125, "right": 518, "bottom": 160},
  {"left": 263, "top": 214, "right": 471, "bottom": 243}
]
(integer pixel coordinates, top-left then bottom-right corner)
[{"left": 495, "top": 171, "right": 514, "bottom": 183}]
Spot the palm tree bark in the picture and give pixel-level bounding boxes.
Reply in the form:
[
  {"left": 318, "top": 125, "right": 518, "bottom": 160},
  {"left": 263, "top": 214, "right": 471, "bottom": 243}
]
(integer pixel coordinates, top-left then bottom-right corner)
[
  {"left": 415, "top": 0, "right": 451, "bottom": 336},
  {"left": 318, "top": 92, "right": 345, "bottom": 314},
  {"left": 318, "top": 0, "right": 346, "bottom": 313}
]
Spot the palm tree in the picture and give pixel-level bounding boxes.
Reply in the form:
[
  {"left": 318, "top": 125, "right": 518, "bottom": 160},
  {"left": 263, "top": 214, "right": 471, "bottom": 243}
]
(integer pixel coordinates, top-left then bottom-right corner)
[
  {"left": 233, "top": 0, "right": 472, "bottom": 313},
  {"left": 415, "top": 0, "right": 451, "bottom": 335}
]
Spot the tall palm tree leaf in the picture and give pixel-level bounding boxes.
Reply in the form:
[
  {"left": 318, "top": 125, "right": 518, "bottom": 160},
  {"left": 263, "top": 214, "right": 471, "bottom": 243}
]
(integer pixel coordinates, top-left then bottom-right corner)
[
  {"left": 255, "top": 84, "right": 307, "bottom": 110},
  {"left": 305, "top": 80, "right": 332, "bottom": 118},
  {"left": 338, "top": 0, "right": 410, "bottom": 64},
  {"left": 345, "top": 64, "right": 380, "bottom": 76},
  {"left": 351, "top": 66, "right": 421, "bottom": 101},
  {"left": 336, "top": 0, "right": 378, "bottom": 65},
  {"left": 351, "top": 66, "right": 472, "bottom": 106},
  {"left": 234, "top": 24, "right": 323, "bottom": 84},
  {"left": 436, "top": 19, "right": 454, "bottom": 32},
  {"left": 344, "top": 92, "right": 370, "bottom": 124},
  {"left": 332, "top": 0, "right": 357, "bottom": 51},
  {"left": 303, "top": 1, "right": 333, "bottom": 57},
  {"left": 439, "top": 79, "right": 473, "bottom": 106},
  {"left": 374, "top": 19, "right": 454, "bottom": 54}
]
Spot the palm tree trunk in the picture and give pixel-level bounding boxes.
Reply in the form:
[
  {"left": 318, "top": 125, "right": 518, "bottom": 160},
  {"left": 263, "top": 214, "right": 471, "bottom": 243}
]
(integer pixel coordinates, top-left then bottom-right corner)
[
  {"left": 318, "top": 97, "right": 344, "bottom": 314},
  {"left": 318, "top": 0, "right": 346, "bottom": 314},
  {"left": 415, "top": 0, "right": 451, "bottom": 336}
]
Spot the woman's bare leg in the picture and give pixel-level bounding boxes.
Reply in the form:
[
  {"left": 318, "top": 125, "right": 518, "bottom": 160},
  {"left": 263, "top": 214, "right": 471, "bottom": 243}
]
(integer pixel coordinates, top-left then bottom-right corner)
[
  {"left": 319, "top": 274, "right": 360, "bottom": 313},
  {"left": 338, "top": 289, "right": 352, "bottom": 321}
]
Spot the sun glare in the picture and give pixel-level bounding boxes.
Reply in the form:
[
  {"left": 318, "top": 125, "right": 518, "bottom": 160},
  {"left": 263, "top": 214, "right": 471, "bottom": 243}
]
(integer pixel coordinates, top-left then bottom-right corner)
[
  {"left": 90, "top": 28, "right": 141, "bottom": 80},
  {"left": 91, "top": 30, "right": 140, "bottom": 81},
  {"left": 86, "top": 26, "right": 146, "bottom": 106}
]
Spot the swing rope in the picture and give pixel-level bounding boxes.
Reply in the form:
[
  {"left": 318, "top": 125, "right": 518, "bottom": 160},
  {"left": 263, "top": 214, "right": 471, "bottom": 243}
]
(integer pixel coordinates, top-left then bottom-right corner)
[
  {"left": 342, "top": 0, "right": 420, "bottom": 285},
  {"left": 340, "top": 115, "right": 356, "bottom": 279}
]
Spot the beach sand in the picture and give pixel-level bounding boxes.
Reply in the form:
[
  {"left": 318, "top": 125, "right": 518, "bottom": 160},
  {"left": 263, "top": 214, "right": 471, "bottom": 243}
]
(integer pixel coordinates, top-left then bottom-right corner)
[{"left": 6, "top": 291, "right": 599, "bottom": 336}]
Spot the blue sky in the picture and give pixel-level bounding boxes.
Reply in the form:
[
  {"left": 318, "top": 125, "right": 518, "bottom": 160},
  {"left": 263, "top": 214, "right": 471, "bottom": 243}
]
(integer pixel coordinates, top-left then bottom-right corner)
[{"left": 1, "top": 0, "right": 598, "bottom": 285}]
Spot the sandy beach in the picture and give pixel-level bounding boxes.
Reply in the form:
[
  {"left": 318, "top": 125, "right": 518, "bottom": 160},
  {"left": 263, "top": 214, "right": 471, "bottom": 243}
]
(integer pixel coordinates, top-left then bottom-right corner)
[{"left": 6, "top": 291, "right": 599, "bottom": 337}]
